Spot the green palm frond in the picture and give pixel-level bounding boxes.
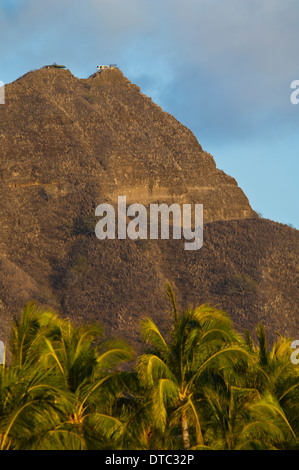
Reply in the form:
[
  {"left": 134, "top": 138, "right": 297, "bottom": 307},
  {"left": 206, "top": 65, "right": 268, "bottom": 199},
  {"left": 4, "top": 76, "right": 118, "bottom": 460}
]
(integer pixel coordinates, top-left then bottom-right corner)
[
  {"left": 165, "top": 283, "right": 178, "bottom": 320},
  {"left": 137, "top": 354, "right": 175, "bottom": 387},
  {"left": 96, "top": 340, "right": 134, "bottom": 371},
  {"left": 152, "top": 379, "right": 180, "bottom": 431},
  {"left": 140, "top": 318, "right": 169, "bottom": 356}
]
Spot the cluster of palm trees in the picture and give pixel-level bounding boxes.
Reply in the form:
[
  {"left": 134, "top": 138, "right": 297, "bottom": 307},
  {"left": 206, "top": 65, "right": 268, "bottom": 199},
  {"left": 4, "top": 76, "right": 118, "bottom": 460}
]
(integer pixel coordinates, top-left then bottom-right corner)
[{"left": 0, "top": 286, "right": 298, "bottom": 450}]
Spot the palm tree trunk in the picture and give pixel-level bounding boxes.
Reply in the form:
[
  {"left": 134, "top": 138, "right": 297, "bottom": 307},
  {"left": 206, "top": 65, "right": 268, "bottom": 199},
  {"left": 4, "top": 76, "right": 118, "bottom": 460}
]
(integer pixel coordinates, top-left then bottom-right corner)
[{"left": 181, "top": 410, "right": 190, "bottom": 450}]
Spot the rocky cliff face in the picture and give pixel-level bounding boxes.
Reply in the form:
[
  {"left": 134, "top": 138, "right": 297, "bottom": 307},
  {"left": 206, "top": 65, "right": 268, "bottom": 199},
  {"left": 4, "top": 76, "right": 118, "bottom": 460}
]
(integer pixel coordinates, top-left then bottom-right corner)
[
  {"left": 0, "top": 67, "right": 297, "bottom": 351},
  {"left": 0, "top": 67, "right": 255, "bottom": 223}
]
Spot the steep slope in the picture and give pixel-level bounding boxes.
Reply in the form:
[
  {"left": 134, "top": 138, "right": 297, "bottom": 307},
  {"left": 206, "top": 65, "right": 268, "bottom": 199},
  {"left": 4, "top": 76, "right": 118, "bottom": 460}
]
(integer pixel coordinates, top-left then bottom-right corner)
[
  {"left": 0, "top": 66, "right": 255, "bottom": 222},
  {"left": 0, "top": 67, "right": 297, "bottom": 351}
]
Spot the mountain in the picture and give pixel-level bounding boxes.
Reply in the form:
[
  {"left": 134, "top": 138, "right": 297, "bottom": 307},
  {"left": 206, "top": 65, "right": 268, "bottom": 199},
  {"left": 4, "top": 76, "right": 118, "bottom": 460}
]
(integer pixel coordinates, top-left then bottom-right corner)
[{"left": 0, "top": 66, "right": 298, "bottom": 350}]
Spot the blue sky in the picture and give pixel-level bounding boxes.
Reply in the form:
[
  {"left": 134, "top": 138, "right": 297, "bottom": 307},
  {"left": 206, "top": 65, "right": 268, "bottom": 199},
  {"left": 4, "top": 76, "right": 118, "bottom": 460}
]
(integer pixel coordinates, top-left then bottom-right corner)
[{"left": 1, "top": 0, "right": 298, "bottom": 228}]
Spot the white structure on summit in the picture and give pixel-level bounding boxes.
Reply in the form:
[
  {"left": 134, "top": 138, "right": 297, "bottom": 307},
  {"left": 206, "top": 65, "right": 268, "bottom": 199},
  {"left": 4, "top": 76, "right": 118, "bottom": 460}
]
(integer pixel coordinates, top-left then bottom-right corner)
[{"left": 97, "top": 64, "right": 117, "bottom": 73}]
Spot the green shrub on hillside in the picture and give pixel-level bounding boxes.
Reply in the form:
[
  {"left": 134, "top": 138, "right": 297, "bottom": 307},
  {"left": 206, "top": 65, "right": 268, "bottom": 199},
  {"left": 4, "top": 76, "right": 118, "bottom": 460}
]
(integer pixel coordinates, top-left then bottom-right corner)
[{"left": 224, "top": 272, "right": 258, "bottom": 296}]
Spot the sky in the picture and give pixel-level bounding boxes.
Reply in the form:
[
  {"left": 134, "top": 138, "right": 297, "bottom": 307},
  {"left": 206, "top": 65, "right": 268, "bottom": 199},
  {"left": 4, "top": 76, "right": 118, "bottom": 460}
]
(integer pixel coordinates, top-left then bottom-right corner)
[{"left": 0, "top": 0, "right": 298, "bottom": 228}]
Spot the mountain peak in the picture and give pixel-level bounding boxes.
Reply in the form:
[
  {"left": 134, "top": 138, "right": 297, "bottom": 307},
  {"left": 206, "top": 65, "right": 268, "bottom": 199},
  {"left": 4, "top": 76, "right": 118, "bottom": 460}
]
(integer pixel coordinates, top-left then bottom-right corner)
[
  {"left": 5, "top": 66, "right": 295, "bottom": 352},
  {"left": 2, "top": 66, "right": 256, "bottom": 222}
]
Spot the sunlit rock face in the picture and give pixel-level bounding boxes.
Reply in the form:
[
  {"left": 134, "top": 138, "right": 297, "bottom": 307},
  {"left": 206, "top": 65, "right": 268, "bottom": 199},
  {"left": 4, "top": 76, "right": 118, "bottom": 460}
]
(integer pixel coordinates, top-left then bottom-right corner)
[{"left": 1, "top": 67, "right": 297, "bottom": 353}]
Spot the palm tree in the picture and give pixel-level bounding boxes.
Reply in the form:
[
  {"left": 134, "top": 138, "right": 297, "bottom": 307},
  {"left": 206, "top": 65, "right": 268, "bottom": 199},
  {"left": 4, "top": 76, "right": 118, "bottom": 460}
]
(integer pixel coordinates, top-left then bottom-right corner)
[
  {"left": 0, "top": 359, "right": 77, "bottom": 449},
  {"left": 198, "top": 372, "right": 297, "bottom": 450},
  {"left": 0, "top": 303, "right": 75, "bottom": 449},
  {"left": 244, "top": 324, "right": 299, "bottom": 447},
  {"left": 9, "top": 302, "right": 65, "bottom": 368},
  {"left": 62, "top": 338, "right": 134, "bottom": 449},
  {"left": 1, "top": 303, "right": 134, "bottom": 450},
  {"left": 2, "top": 299, "right": 298, "bottom": 450},
  {"left": 137, "top": 285, "right": 254, "bottom": 449}
]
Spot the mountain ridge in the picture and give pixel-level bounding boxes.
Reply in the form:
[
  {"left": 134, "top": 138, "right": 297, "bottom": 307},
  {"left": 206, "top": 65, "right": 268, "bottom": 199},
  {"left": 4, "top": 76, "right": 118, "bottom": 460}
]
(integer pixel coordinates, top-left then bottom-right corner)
[{"left": 0, "top": 66, "right": 297, "bottom": 351}]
